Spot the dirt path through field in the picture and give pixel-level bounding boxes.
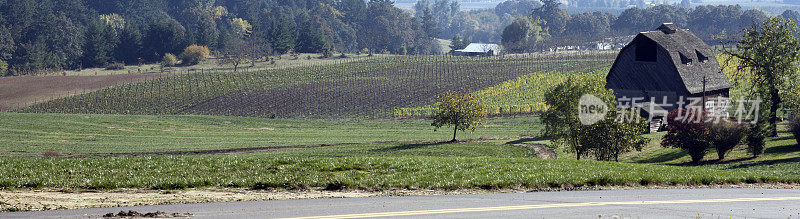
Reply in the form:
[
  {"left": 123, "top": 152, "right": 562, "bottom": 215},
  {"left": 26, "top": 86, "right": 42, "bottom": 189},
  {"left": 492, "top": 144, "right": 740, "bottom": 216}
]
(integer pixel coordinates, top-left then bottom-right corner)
[{"left": 0, "top": 74, "right": 164, "bottom": 111}]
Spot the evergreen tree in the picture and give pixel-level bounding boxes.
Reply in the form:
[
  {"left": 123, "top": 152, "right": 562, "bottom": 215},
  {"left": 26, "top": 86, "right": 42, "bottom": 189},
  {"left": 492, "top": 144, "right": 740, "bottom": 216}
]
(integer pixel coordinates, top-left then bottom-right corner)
[
  {"left": 296, "top": 21, "right": 328, "bottom": 53},
  {"left": 270, "top": 16, "right": 296, "bottom": 54},
  {"left": 0, "top": 25, "right": 14, "bottom": 61},
  {"left": 116, "top": 25, "right": 143, "bottom": 65},
  {"left": 181, "top": 8, "right": 219, "bottom": 49},
  {"left": 143, "top": 17, "right": 187, "bottom": 61},
  {"left": 83, "top": 17, "right": 119, "bottom": 67},
  {"left": 421, "top": 7, "right": 439, "bottom": 38}
]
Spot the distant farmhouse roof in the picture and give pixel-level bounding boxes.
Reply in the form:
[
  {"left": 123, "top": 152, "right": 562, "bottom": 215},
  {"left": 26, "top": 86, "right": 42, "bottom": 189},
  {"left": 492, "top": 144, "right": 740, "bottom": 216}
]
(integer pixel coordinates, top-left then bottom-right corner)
[
  {"left": 455, "top": 43, "right": 502, "bottom": 56},
  {"left": 634, "top": 23, "right": 731, "bottom": 94}
]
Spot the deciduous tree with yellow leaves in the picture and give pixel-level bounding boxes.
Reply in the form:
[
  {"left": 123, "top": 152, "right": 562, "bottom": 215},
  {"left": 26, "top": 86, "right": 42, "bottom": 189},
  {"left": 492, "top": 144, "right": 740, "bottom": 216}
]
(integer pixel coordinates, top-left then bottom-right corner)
[{"left": 430, "top": 90, "right": 488, "bottom": 142}]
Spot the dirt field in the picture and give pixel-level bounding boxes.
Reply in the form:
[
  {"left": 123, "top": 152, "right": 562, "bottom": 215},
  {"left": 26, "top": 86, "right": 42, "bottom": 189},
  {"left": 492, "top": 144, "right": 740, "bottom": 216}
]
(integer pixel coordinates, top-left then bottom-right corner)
[
  {"left": 0, "top": 74, "right": 164, "bottom": 111},
  {"left": 0, "top": 188, "right": 516, "bottom": 211}
]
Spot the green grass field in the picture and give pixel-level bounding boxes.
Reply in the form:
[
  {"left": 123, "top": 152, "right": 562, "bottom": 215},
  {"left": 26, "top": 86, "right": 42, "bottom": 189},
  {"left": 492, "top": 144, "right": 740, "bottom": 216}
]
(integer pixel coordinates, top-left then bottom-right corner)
[
  {"left": 0, "top": 113, "right": 539, "bottom": 155},
  {"left": 621, "top": 130, "right": 800, "bottom": 179},
  {"left": 3, "top": 51, "right": 800, "bottom": 194},
  {"left": 0, "top": 152, "right": 773, "bottom": 191},
  {"left": 0, "top": 112, "right": 798, "bottom": 191}
]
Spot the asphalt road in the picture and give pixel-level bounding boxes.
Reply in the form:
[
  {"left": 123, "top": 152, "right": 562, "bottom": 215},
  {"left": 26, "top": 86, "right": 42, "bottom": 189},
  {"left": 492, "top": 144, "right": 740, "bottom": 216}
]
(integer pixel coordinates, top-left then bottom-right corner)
[{"left": 3, "top": 188, "right": 800, "bottom": 218}]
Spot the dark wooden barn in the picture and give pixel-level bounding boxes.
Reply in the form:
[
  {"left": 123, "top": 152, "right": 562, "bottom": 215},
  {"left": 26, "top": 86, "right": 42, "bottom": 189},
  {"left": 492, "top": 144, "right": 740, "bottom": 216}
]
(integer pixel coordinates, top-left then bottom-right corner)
[{"left": 605, "top": 23, "right": 731, "bottom": 131}]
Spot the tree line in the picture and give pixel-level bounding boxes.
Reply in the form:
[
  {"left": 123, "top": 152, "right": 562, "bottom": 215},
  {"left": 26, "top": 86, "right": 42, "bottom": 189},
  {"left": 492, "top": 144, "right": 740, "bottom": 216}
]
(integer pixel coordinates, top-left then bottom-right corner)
[
  {"left": 2, "top": 0, "right": 799, "bottom": 75},
  {"left": 0, "top": 0, "right": 441, "bottom": 76},
  {"left": 499, "top": 0, "right": 800, "bottom": 52}
]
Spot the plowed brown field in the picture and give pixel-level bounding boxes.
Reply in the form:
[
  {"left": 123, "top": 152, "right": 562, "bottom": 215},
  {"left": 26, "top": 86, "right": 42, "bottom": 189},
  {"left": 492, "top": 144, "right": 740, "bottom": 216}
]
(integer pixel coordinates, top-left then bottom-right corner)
[{"left": 0, "top": 74, "right": 162, "bottom": 111}]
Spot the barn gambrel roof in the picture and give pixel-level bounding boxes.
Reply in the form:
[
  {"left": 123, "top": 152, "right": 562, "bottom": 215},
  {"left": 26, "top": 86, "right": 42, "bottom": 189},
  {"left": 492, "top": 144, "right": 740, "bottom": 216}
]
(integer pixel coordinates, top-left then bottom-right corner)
[{"left": 635, "top": 23, "right": 731, "bottom": 94}]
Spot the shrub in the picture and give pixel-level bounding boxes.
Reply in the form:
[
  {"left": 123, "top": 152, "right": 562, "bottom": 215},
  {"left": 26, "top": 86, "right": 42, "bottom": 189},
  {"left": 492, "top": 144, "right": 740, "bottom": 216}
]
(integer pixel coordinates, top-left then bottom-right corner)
[
  {"left": 162, "top": 53, "right": 178, "bottom": 67},
  {"left": 321, "top": 47, "right": 333, "bottom": 58},
  {"left": 789, "top": 113, "right": 800, "bottom": 147},
  {"left": 583, "top": 111, "right": 648, "bottom": 162},
  {"left": 181, "top": 45, "right": 210, "bottom": 66},
  {"left": 105, "top": 62, "right": 125, "bottom": 70},
  {"left": 542, "top": 75, "right": 623, "bottom": 160},
  {"left": 0, "top": 59, "right": 7, "bottom": 76},
  {"left": 746, "top": 123, "right": 767, "bottom": 157},
  {"left": 708, "top": 121, "right": 747, "bottom": 160},
  {"left": 662, "top": 108, "right": 711, "bottom": 163}
]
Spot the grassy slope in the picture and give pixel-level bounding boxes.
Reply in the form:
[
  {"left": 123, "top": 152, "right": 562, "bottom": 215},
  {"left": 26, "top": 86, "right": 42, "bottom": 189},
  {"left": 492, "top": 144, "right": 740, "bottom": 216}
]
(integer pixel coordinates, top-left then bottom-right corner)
[
  {"left": 4, "top": 53, "right": 799, "bottom": 191},
  {"left": 0, "top": 113, "right": 794, "bottom": 191},
  {"left": 0, "top": 113, "right": 540, "bottom": 155},
  {"left": 621, "top": 128, "right": 800, "bottom": 178},
  {"left": 0, "top": 151, "right": 768, "bottom": 191}
]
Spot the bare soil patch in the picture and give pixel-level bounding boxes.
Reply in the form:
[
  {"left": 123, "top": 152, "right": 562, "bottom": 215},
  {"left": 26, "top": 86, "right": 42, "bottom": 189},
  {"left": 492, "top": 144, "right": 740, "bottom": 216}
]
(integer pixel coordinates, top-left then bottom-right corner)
[
  {"left": 515, "top": 143, "right": 557, "bottom": 159},
  {"left": 0, "top": 74, "right": 163, "bottom": 111}
]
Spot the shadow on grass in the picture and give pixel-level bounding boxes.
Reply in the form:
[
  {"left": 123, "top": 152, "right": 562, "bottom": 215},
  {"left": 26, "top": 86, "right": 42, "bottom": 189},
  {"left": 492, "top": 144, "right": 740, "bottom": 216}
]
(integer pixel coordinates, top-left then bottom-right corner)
[
  {"left": 723, "top": 157, "right": 800, "bottom": 170},
  {"left": 369, "top": 141, "right": 451, "bottom": 152},
  {"left": 679, "top": 156, "right": 758, "bottom": 166},
  {"left": 765, "top": 143, "right": 800, "bottom": 155},
  {"left": 505, "top": 136, "right": 550, "bottom": 145},
  {"left": 634, "top": 150, "right": 687, "bottom": 163},
  {"left": 771, "top": 135, "right": 795, "bottom": 141}
]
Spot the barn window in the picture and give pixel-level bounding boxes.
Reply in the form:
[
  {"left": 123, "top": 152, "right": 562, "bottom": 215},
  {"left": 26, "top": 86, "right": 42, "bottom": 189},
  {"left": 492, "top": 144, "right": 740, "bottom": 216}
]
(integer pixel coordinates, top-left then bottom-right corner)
[
  {"left": 696, "top": 50, "right": 708, "bottom": 63},
  {"left": 635, "top": 39, "right": 657, "bottom": 62},
  {"left": 679, "top": 52, "right": 692, "bottom": 65}
]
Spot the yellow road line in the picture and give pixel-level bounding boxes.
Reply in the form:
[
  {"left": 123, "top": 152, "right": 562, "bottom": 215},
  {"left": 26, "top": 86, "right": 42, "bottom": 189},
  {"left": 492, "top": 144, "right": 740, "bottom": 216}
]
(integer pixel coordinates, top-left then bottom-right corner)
[{"left": 279, "top": 196, "right": 800, "bottom": 219}]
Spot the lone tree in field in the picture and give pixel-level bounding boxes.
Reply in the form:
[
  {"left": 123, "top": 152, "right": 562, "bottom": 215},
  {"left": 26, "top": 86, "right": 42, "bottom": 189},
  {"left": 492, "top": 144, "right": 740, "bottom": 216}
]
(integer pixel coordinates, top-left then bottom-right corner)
[
  {"left": 725, "top": 17, "right": 800, "bottom": 137},
  {"left": 431, "top": 90, "right": 488, "bottom": 143},
  {"left": 218, "top": 37, "right": 267, "bottom": 72}
]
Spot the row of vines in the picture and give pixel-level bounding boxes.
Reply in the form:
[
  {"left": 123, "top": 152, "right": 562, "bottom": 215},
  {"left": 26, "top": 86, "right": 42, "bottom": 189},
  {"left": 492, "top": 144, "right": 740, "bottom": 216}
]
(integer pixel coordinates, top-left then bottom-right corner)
[
  {"left": 21, "top": 52, "right": 616, "bottom": 119},
  {"left": 394, "top": 66, "right": 611, "bottom": 117}
]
